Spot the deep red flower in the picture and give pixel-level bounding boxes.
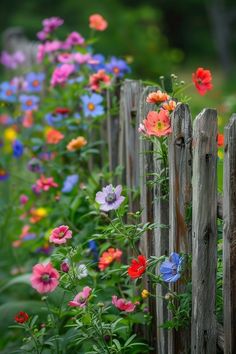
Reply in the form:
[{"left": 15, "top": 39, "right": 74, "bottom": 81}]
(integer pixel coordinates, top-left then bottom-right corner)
[
  {"left": 54, "top": 107, "right": 70, "bottom": 115},
  {"left": 217, "top": 133, "right": 224, "bottom": 147},
  {"left": 128, "top": 255, "right": 147, "bottom": 279},
  {"left": 192, "top": 67, "right": 213, "bottom": 95},
  {"left": 15, "top": 311, "right": 29, "bottom": 324}
]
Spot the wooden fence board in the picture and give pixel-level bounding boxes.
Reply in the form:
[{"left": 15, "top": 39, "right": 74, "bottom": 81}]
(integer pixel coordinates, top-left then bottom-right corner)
[
  {"left": 191, "top": 108, "right": 218, "bottom": 354},
  {"left": 223, "top": 114, "right": 236, "bottom": 354}
]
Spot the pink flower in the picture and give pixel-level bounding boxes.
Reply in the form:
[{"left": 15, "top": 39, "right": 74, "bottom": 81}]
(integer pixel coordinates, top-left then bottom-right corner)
[
  {"left": 89, "top": 14, "right": 108, "bottom": 31},
  {"left": 73, "top": 53, "right": 92, "bottom": 65},
  {"left": 49, "top": 225, "right": 72, "bottom": 245},
  {"left": 20, "top": 194, "right": 28, "bottom": 205},
  {"left": 37, "top": 44, "right": 45, "bottom": 63},
  {"left": 57, "top": 53, "right": 74, "bottom": 64},
  {"left": 143, "top": 110, "right": 172, "bottom": 137},
  {"left": 31, "top": 263, "right": 59, "bottom": 294},
  {"left": 69, "top": 286, "right": 92, "bottom": 307},
  {"left": 37, "top": 30, "right": 48, "bottom": 41},
  {"left": 65, "top": 32, "right": 85, "bottom": 47},
  {"left": 89, "top": 70, "right": 111, "bottom": 92},
  {"left": 51, "top": 64, "right": 75, "bottom": 86},
  {"left": 36, "top": 175, "right": 58, "bottom": 192},
  {"left": 112, "top": 296, "right": 139, "bottom": 312},
  {"left": 42, "top": 17, "right": 64, "bottom": 33}
]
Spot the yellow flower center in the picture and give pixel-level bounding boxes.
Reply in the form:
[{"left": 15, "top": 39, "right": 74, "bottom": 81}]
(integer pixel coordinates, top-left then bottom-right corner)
[
  {"left": 32, "top": 80, "right": 39, "bottom": 87},
  {"left": 26, "top": 100, "right": 33, "bottom": 107},
  {"left": 156, "top": 121, "right": 164, "bottom": 131},
  {"left": 113, "top": 67, "right": 120, "bottom": 74},
  {"left": 88, "top": 103, "right": 95, "bottom": 111},
  {"left": 6, "top": 90, "right": 12, "bottom": 96}
]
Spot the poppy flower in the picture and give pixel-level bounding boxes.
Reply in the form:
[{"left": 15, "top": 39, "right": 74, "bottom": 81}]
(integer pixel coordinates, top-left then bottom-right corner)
[
  {"left": 192, "top": 67, "right": 213, "bottom": 95},
  {"left": 68, "top": 286, "right": 92, "bottom": 307},
  {"left": 15, "top": 311, "right": 29, "bottom": 324},
  {"left": 128, "top": 255, "right": 147, "bottom": 279}
]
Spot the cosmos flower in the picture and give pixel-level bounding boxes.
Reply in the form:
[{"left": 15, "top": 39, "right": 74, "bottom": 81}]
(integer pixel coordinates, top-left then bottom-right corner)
[
  {"left": 51, "top": 64, "right": 75, "bottom": 86},
  {"left": 65, "top": 31, "right": 85, "bottom": 47},
  {"left": 112, "top": 296, "right": 139, "bottom": 312},
  {"left": 159, "top": 252, "right": 183, "bottom": 283},
  {"left": 0, "top": 82, "right": 17, "bottom": 102},
  {"left": 19, "top": 95, "right": 39, "bottom": 111},
  {"left": 95, "top": 184, "right": 125, "bottom": 211},
  {"left": 25, "top": 72, "right": 45, "bottom": 92},
  {"left": 31, "top": 263, "right": 59, "bottom": 294},
  {"left": 68, "top": 286, "right": 92, "bottom": 307},
  {"left": 106, "top": 57, "right": 131, "bottom": 77},
  {"left": 81, "top": 93, "right": 104, "bottom": 118},
  {"left": 192, "top": 67, "right": 213, "bottom": 95}
]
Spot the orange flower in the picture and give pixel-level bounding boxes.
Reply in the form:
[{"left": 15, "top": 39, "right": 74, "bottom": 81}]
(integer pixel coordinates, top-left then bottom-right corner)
[
  {"left": 46, "top": 129, "right": 64, "bottom": 144},
  {"left": 67, "top": 136, "right": 87, "bottom": 151},
  {"left": 143, "top": 110, "right": 172, "bottom": 137},
  {"left": 146, "top": 90, "right": 170, "bottom": 104},
  {"left": 98, "top": 248, "right": 123, "bottom": 271},
  {"left": 192, "top": 67, "right": 213, "bottom": 96},
  {"left": 89, "top": 14, "right": 108, "bottom": 31},
  {"left": 217, "top": 133, "right": 224, "bottom": 147},
  {"left": 162, "top": 100, "right": 177, "bottom": 112}
]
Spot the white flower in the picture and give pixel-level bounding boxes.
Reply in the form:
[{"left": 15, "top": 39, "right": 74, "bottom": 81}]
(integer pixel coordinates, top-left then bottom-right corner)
[{"left": 77, "top": 264, "right": 88, "bottom": 279}]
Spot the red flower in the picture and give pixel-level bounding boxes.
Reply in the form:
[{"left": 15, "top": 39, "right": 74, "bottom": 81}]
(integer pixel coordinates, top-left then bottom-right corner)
[
  {"left": 54, "top": 107, "right": 70, "bottom": 115},
  {"left": 192, "top": 67, "right": 213, "bottom": 96},
  {"left": 15, "top": 311, "right": 29, "bottom": 324},
  {"left": 128, "top": 255, "right": 147, "bottom": 279},
  {"left": 217, "top": 133, "right": 224, "bottom": 147}
]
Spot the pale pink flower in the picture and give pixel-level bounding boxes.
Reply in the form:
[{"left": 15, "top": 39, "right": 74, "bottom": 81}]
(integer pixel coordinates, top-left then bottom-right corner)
[
  {"left": 57, "top": 53, "right": 74, "bottom": 64},
  {"left": 44, "top": 40, "right": 62, "bottom": 53},
  {"left": 68, "top": 286, "right": 92, "bottom": 307},
  {"left": 49, "top": 225, "right": 72, "bottom": 245},
  {"left": 73, "top": 53, "right": 92, "bottom": 65},
  {"left": 51, "top": 64, "right": 75, "bottom": 86},
  {"left": 89, "top": 14, "right": 108, "bottom": 31},
  {"left": 31, "top": 263, "right": 59, "bottom": 294},
  {"left": 112, "top": 296, "right": 139, "bottom": 312}
]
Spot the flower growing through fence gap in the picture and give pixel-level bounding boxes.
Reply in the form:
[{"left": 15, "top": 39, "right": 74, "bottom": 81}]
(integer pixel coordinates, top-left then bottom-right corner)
[
  {"left": 146, "top": 90, "right": 170, "bottom": 104},
  {"left": 128, "top": 255, "right": 147, "bottom": 279},
  {"left": 67, "top": 136, "right": 87, "bottom": 151},
  {"left": 98, "top": 248, "right": 123, "bottom": 270},
  {"left": 89, "top": 70, "right": 111, "bottom": 92},
  {"left": 142, "top": 109, "right": 172, "bottom": 137},
  {"left": 49, "top": 225, "right": 72, "bottom": 245},
  {"left": 192, "top": 67, "right": 213, "bottom": 95},
  {"left": 112, "top": 296, "right": 139, "bottom": 312},
  {"left": 68, "top": 286, "right": 92, "bottom": 307},
  {"left": 89, "top": 14, "right": 108, "bottom": 31},
  {"left": 217, "top": 133, "right": 224, "bottom": 147},
  {"left": 15, "top": 311, "right": 29, "bottom": 324},
  {"left": 159, "top": 252, "right": 183, "bottom": 282},
  {"left": 31, "top": 263, "right": 59, "bottom": 293},
  {"left": 95, "top": 184, "right": 125, "bottom": 211}
]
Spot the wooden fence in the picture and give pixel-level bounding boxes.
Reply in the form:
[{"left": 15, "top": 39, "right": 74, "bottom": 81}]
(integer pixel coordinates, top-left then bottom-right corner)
[{"left": 107, "top": 79, "right": 236, "bottom": 354}]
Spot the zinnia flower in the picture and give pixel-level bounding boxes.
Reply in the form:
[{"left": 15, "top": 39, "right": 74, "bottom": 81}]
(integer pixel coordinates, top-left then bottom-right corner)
[
  {"left": 143, "top": 110, "right": 172, "bottom": 137},
  {"left": 159, "top": 252, "right": 183, "bottom": 282},
  {"left": 67, "top": 136, "right": 87, "bottom": 151},
  {"left": 46, "top": 128, "right": 64, "bottom": 144},
  {"left": 15, "top": 311, "right": 29, "bottom": 324},
  {"left": 31, "top": 263, "right": 59, "bottom": 294},
  {"left": 192, "top": 67, "right": 213, "bottom": 95},
  {"left": 128, "top": 255, "right": 147, "bottom": 279},
  {"left": 69, "top": 286, "right": 92, "bottom": 307},
  {"left": 89, "top": 14, "right": 108, "bottom": 31},
  {"left": 89, "top": 70, "right": 111, "bottom": 92},
  {"left": 98, "top": 248, "right": 123, "bottom": 271},
  {"left": 112, "top": 296, "right": 138, "bottom": 312},
  {"left": 146, "top": 90, "right": 170, "bottom": 104},
  {"left": 95, "top": 184, "right": 125, "bottom": 211},
  {"left": 49, "top": 225, "right": 72, "bottom": 245}
]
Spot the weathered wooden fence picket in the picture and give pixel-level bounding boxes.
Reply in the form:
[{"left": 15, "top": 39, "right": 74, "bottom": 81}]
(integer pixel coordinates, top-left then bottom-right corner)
[{"left": 107, "top": 79, "right": 236, "bottom": 353}]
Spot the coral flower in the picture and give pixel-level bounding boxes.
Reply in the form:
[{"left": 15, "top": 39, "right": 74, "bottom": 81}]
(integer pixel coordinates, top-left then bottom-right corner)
[
  {"left": 49, "top": 225, "right": 72, "bottom": 245},
  {"left": 143, "top": 110, "right": 172, "bottom": 137},
  {"left": 95, "top": 184, "right": 125, "bottom": 211},
  {"left": 162, "top": 100, "right": 177, "bottom": 112},
  {"left": 217, "top": 133, "right": 224, "bottom": 147},
  {"left": 98, "top": 248, "right": 123, "bottom": 271},
  {"left": 128, "top": 255, "right": 147, "bottom": 279},
  {"left": 36, "top": 175, "right": 58, "bottom": 192},
  {"left": 15, "top": 311, "right": 29, "bottom": 324},
  {"left": 112, "top": 296, "right": 139, "bottom": 312},
  {"left": 89, "top": 70, "right": 111, "bottom": 92},
  {"left": 31, "top": 263, "right": 59, "bottom": 294},
  {"left": 192, "top": 67, "right": 213, "bottom": 95},
  {"left": 89, "top": 14, "right": 108, "bottom": 31},
  {"left": 46, "top": 128, "right": 64, "bottom": 144},
  {"left": 67, "top": 136, "right": 87, "bottom": 151},
  {"left": 69, "top": 286, "right": 92, "bottom": 307},
  {"left": 146, "top": 90, "right": 170, "bottom": 104}
]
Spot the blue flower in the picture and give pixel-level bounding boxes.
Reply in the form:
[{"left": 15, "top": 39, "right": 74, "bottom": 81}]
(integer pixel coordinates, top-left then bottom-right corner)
[
  {"left": 45, "top": 113, "right": 64, "bottom": 127},
  {"left": 62, "top": 174, "right": 79, "bottom": 193},
  {"left": 0, "top": 168, "right": 9, "bottom": 181},
  {"left": 81, "top": 93, "right": 104, "bottom": 117},
  {"left": 19, "top": 95, "right": 39, "bottom": 111},
  {"left": 106, "top": 57, "right": 131, "bottom": 78},
  {"left": 25, "top": 72, "right": 45, "bottom": 92},
  {"left": 0, "top": 82, "right": 17, "bottom": 102},
  {"left": 160, "top": 252, "right": 183, "bottom": 283},
  {"left": 88, "top": 240, "right": 99, "bottom": 262},
  {"left": 89, "top": 54, "right": 106, "bottom": 71},
  {"left": 12, "top": 140, "right": 24, "bottom": 158}
]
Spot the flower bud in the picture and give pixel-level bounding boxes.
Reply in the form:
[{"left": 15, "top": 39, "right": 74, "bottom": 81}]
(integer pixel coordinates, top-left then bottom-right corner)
[
  {"left": 60, "top": 261, "right": 70, "bottom": 273},
  {"left": 141, "top": 289, "right": 150, "bottom": 299}
]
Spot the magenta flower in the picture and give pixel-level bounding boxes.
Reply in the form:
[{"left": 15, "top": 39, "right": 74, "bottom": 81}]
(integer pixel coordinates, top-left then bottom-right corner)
[
  {"left": 42, "top": 17, "right": 64, "bottom": 32},
  {"left": 20, "top": 194, "right": 28, "bottom": 205},
  {"left": 95, "top": 184, "right": 125, "bottom": 211},
  {"left": 51, "top": 64, "right": 75, "bottom": 86},
  {"left": 68, "top": 286, "right": 92, "bottom": 308},
  {"left": 73, "top": 53, "right": 92, "bottom": 65},
  {"left": 30, "top": 263, "right": 59, "bottom": 294},
  {"left": 65, "top": 32, "right": 85, "bottom": 47},
  {"left": 112, "top": 296, "right": 139, "bottom": 312},
  {"left": 49, "top": 225, "right": 72, "bottom": 245}
]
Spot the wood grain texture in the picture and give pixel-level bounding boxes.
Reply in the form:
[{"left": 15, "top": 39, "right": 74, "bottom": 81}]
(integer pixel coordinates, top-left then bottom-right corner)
[
  {"left": 191, "top": 108, "right": 218, "bottom": 354},
  {"left": 223, "top": 114, "right": 236, "bottom": 354}
]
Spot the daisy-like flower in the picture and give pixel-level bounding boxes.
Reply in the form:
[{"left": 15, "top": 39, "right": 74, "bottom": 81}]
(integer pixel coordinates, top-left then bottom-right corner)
[
  {"left": 128, "top": 255, "right": 147, "bottom": 279},
  {"left": 142, "top": 110, "right": 172, "bottom": 137},
  {"left": 96, "top": 184, "right": 125, "bottom": 211},
  {"left": 25, "top": 72, "right": 45, "bottom": 92},
  {"left": 68, "top": 286, "right": 92, "bottom": 307},
  {"left": 112, "top": 296, "right": 139, "bottom": 312},
  {"left": 106, "top": 57, "right": 130, "bottom": 78},
  {"left": 89, "top": 14, "right": 108, "bottom": 31},
  {"left": 98, "top": 248, "right": 123, "bottom": 271},
  {"left": 31, "top": 263, "right": 59, "bottom": 294},
  {"left": 159, "top": 252, "right": 183, "bottom": 283},
  {"left": 67, "top": 136, "right": 87, "bottom": 151},
  {"left": 49, "top": 225, "right": 72, "bottom": 245},
  {"left": 19, "top": 95, "right": 39, "bottom": 111},
  {"left": 0, "top": 82, "right": 17, "bottom": 102},
  {"left": 192, "top": 67, "right": 213, "bottom": 96},
  {"left": 146, "top": 90, "right": 170, "bottom": 104},
  {"left": 89, "top": 70, "right": 111, "bottom": 92},
  {"left": 81, "top": 93, "right": 104, "bottom": 117}
]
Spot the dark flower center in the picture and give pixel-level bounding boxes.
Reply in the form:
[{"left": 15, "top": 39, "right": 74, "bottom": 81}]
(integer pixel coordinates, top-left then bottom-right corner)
[
  {"left": 172, "top": 266, "right": 177, "bottom": 275},
  {"left": 105, "top": 192, "right": 116, "bottom": 204},
  {"left": 41, "top": 273, "right": 51, "bottom": 283}
]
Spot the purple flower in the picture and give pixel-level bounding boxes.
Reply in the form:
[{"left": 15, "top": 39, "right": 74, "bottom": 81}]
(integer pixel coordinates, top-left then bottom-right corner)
[
  {"left": 19, "top": 95, "right": 39, "bottom": 111},
  {"left": 81, "top": 93, "right": 104, "bottom": 118},
  {"left": 44, "top": 112, "right": 64, "bottom": 126},
  {"left": 65, "top": 32, "right": 85, "bottom": 47},
  {"left": 0, "top": 51, "right": 25, "bottom": 69},
  {"left": 160, "top": 252, "right": 183, "bottom": 283},
  {"left": 89, "top": 54, "right": 106, "bottom": 71},
  {"left": 25, "top": 72, "right": 45, "bottom": 92},
  {"left": 106, "top": 57, "right": 131, "bottom": 78},
  {"left": 12, "top": 140, "right": 24, "bottom": 158},
  {"left": 62, "top": 174, "right": 79, "bottom": 193},
  {"left": 0, "top": 168, "right": 9, "bottom": 181},
  {"left": 95, "top": 184, "right": 125, "bottom": 211},
  {"left": 28, "top": 158, "right": 43, "bottom": 173},
  {"left": 42, "top": 17, "right": 64, "bottom": 32},
  {"left": 0, "top": 82, "right": 17, "bottom": 102}
]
